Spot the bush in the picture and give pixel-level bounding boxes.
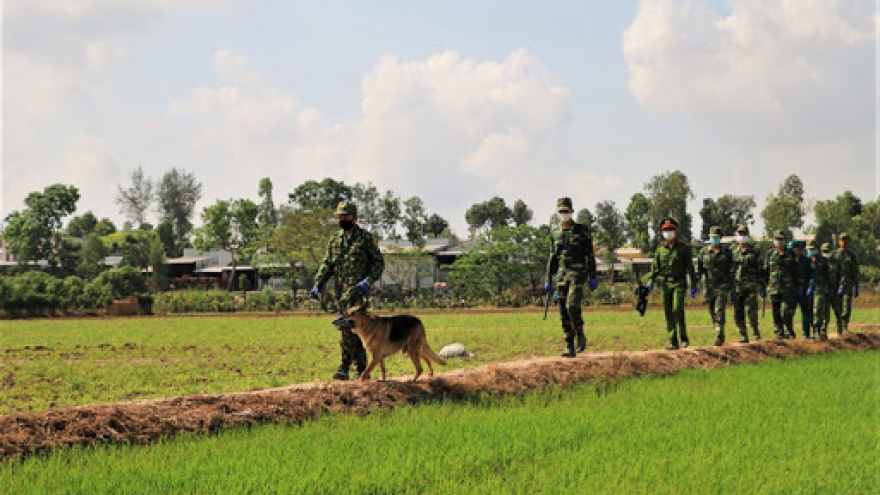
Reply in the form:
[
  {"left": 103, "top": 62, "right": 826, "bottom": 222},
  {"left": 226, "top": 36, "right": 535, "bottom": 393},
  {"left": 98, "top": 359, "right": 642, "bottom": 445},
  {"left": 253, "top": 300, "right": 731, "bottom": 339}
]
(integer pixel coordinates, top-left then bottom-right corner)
[
  {"left": 153, "top": 290, "right": 238, "bottom": 315},
  {"left": 83, "top": 266, "right": 149, "bottom": 308}
]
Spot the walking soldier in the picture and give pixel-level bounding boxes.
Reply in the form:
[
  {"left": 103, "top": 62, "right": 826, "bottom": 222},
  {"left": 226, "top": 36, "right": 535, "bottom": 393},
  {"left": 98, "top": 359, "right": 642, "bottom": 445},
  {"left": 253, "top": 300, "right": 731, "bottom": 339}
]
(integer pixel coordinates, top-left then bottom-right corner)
[
  {"left": 697, "top": 226, "right": 734, "bottom": 346},
  {"left": 731, "top": 225, "right": 763, "bottom": 342}
]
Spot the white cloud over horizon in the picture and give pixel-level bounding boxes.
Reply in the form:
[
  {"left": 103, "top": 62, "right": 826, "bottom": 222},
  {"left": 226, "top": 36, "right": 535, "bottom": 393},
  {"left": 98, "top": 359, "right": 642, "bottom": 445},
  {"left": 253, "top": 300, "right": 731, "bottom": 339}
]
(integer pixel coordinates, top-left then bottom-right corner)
[{"left": 2, "top": 0, "right": 876, "bottom": 238}]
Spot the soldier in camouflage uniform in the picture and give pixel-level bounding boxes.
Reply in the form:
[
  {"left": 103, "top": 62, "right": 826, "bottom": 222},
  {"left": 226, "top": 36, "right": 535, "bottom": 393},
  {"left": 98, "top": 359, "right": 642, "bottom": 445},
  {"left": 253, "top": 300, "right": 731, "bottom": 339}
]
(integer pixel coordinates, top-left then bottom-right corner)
[
  {"left": 764, "top": 230, "right": 801, "bottom": 339},
  {"left": 731, "top": 225, "right": 763, "bottom": 342},
  {"left": 545, "top": 197, "right": 598, "bottom": 357},
  {"left": 646, "top": 218, "right": 697, "bottom": 350},
  {"left": 697, "top": 226, "right": 733, "bottom": 346},
  {"left": 791, "top": 241, "right": 814, "bottom": 339},
  {"left": 831, "top": 232, "right": 860, "bottom": 335},
  {"left": 806, "top": 241, "right": 833, "bottom": 341},
  {"left": 311, "top": 201, "right": 385, "bottom": 380}
]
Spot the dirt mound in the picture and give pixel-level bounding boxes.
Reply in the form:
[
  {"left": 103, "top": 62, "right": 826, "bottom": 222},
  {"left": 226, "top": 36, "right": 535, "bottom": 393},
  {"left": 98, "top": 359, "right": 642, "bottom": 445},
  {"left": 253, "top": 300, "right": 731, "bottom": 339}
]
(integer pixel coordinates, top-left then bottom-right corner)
[{"left": 2, "top": 333, "right": 878, "bottom": 462}]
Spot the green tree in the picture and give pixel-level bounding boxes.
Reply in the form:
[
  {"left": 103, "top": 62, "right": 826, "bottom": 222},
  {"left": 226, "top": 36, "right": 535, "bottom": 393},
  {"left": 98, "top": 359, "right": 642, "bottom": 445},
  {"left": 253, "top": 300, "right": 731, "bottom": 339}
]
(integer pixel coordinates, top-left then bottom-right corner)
[
  {"left": 760, "top": 174, "right": 805, "bottom": 239},
  {"left": 512, "top": 199, "right": 533, "bottom": 226},
  {"left": 351, "top": 182, "right": 382, "bottom": 236},
  {"left": 79, "top": 233, "right": 109, "bottom": 280},
  {"left": 156, "top": 168, "right": 202, "bottom": 249},
  {"left": 288, "top": 178, "right": 352, "bottom": 211},
  {"left": 66, "top": 211, "right": 98, "bottom": 238},
  {"left": 191, "top": 199, "right": 260, "bottom": 291},
  {"left": 595, "top": 200, "right": 625, "bottom": 283},
  {"left": 378, "top": 190, "right": 402, "bottom": 239},
  {"left": 466, "top": 196, "right": 512, "bottom": 239},
  {"left": 116, "top": 165, "right": 154, "bottom": 228},
  {"left": 94, "top": 218, "right": 117, "bottom": 236},
  {"left": 699, "top": 194, "right": 756, "bottom": 239},
  {"left": 644, "top": 170, "right": 695, "bottom": 244},
  {"left": 265, "top": 208, "right": 337, "bottom": 297},
  {"left": 625, "top": 192, "right": 652, "bottom": 255},
  {"left": 257, "top": 177, "right": 278, "bottom": 229},
  {"left": 402, "top": 196, "right": 427, "bottom": 247},
  {"left": 813, "top": 190, "right": 862, "bottom": 244},
  {"left": 157, "top": 218, "right": 179, "bottom": 257},
  {"left": 424, "top": 214, "right": 449, "bottom": 238},
  {"left": 576, "top": 208, "right": 596, "bottom": 231},
  {"left": 2, "top": 183, "right": 80, "bottom": 270}
]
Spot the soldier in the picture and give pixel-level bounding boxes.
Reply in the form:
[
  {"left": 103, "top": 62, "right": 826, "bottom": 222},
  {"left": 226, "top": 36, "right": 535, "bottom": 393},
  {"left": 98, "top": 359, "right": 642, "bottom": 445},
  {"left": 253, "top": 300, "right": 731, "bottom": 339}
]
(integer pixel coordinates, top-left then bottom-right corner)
[
  {"left": 646, "top": 218, "right": 697, "bottom": 350},
  {"left": 806, "top": 241, "right": 833, "bottom": 341},
  {"left": 791, "top": 240, "right": 814, "bottom": 339},
  {"left": 731, "top": 225, "right": 763, "bottom": 342},
  {"left": 831, "top": 232, "right": 860, "bottom": 335},
  {"left": 311, "top": 201, "right": 385, "bottom": 380},
  {"left": 697, "top": 226, "right": 734, "bottom": 346},
  {"left": 764, "top": 230, "right": 801, "bottom": 339},
  {"left": 544, "top": 197, "right": 598, "bottom": 357}
]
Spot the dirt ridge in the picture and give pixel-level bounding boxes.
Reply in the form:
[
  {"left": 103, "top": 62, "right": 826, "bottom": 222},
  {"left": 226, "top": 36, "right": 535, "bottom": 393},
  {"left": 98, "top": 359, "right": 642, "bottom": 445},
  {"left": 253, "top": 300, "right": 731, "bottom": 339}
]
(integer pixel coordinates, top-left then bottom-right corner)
[{"left": 2, "top": 333, "right": 879, "bottom": 462}]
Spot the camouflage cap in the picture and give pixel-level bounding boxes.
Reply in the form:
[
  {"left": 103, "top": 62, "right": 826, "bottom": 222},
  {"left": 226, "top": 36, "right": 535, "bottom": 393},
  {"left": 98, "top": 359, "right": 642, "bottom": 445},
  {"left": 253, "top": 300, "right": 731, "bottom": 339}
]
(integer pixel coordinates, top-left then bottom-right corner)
[
  {"left": 556, "top": 197, "right": 573, "bottom": 212},
  {"left": 735, "top": 224, "right": 750, "bottom": 234},
  {"left": 805, "top": 240, "right": 817, "bottom": 250},
  {"left": 821, "top": 242, "right": 832, "bottom": 252},
  {"left": 708, "top": 226, "right": 722, "bottom": 238},
  {"left": 334, "top": 201, "right": 357, "bottom": 216},
  {"left": 772, "top": 229, "right": 786, "bottom": 239},
  {"left": 839, "top": 232, "right": 850, "bottom": 240},
  {"left": 661, "top": 217, "right": 678, "bottom": 230}
]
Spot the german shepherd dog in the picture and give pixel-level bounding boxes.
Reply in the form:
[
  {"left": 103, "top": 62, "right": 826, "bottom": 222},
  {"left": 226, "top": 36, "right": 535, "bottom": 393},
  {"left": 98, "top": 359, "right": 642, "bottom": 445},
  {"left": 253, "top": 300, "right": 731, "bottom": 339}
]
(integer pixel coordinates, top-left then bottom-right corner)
[{"left": 345, "top": 304, "right": 447, "bottom": 381}]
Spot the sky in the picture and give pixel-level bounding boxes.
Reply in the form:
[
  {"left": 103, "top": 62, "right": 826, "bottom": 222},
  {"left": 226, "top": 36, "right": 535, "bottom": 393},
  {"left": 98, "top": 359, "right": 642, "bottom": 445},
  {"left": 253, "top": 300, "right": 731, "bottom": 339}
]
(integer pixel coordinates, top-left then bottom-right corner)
[{"left": 2, "top": 0, "right": 877, "bottom": 239}]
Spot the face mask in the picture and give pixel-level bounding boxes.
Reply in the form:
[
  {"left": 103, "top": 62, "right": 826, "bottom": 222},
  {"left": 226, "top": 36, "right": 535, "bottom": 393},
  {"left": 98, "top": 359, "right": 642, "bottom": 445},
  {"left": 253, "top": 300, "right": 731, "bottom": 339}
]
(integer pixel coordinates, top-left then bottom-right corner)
[
  {"left": 338, "top": 219, "right": 354, "bottom": 231},
  {"left": 807, "top": 249, "right": 817, "bottom": 257},
  {"left": 662, "top": 231, "right": 676, "bottom": 240},
  {"left": 822, "top": 252, "right": 831, "bottom": 259},
  {"left": 773, "top": 239, "right": 785, "bottom": 248},
  {"left": 735, "top": 235, "right": 749, "bottom": 244},
  {"left": 557, "top": 213, "right": 572, "bottom": 223},
  {"left": 709, "top": 237, "right": 721, "bottom": 246}
]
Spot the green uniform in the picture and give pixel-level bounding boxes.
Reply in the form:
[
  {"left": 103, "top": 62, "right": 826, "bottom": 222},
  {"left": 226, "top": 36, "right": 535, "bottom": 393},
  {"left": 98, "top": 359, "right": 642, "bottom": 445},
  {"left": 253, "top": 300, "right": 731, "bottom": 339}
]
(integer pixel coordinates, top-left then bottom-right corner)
[
  {"left": 697, "top": 244, "right": 733, "bottom": 344},
  {"left": 794, "top": 253, "right": 814, "bottom": 338},
  {"left": 808, "top": 255, "right": 833, "bottom": 340},
  {"left": 764, "top": 249, "right": 801, "bottom": 338},
  {"left": 648, "top": 240, "right": 697, "bottom": 347},
  {"left": 732, "top": 243, "right": 763, "bottom": 340},
  {"left": 546, "top": 222, "right": 597, "bottom": 352},
  {"left": 831, "top": 248, "right": 859, "bottom": 333},
  {"left": 314, "top": 224, "right": 385, "bottom": 373}
]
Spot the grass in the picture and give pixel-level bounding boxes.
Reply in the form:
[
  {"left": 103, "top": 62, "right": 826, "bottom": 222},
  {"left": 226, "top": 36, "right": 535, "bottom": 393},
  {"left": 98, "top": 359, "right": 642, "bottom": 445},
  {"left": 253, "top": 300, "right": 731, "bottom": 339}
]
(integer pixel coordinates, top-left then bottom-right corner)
[
  {"left": 2, "top": 307, "right": 878, "bottom": 414},
  {"left": 3, "top": 350, "right": 876, "bottom": 495}
]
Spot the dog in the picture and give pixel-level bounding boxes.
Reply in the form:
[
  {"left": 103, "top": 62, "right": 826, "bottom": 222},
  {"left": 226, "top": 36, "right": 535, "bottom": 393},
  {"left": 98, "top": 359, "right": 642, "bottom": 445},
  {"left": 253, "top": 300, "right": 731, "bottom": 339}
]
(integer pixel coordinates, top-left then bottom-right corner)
[{"left": 345, "top": 304, "right": 447, "bottom": 381}]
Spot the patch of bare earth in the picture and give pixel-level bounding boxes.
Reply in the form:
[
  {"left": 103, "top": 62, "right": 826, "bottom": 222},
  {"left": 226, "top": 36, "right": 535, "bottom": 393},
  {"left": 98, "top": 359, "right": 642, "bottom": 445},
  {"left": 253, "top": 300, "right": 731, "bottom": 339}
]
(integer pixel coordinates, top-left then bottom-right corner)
[{"left": 2, "top": 332, "right": 878, "bottom": 462}]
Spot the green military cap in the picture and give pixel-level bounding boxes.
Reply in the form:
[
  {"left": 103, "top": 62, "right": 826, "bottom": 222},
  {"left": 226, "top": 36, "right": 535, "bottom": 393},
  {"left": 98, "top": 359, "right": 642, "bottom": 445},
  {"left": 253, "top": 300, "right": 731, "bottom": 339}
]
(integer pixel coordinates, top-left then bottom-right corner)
[
  {"left": 735, "top": 224, "right": 749, "bottom": 234},
  {"left": 661, "top": 217, "right": 679, "bottom": 230},
  {"left": 708, "top": 226, "right": 722, "bottom": 237},
  {"left": 334, "top": 201, "right": 357, "bottom": 216},
  {"left": 556, "top": 197, "right": 573, "bottom": 212},
  {"left": 839, "top": 232, "right": 850, "bottom": 240},
  {"left": 772, "top": 229, "right": 786, "bottom": 239},
  {"left": 820, "top": 242, "right": 832, "bottom": 252},
  {"left": 805, "top": 240, "right": 817, "bottom": 249}
]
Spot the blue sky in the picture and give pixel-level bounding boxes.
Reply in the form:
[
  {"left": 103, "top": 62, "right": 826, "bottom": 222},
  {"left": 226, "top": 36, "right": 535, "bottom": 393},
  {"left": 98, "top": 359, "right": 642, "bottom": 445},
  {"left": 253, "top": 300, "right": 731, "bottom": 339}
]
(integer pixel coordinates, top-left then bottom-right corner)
[{"left": 2, "top": 0, "right": 876, "bottom": 238}]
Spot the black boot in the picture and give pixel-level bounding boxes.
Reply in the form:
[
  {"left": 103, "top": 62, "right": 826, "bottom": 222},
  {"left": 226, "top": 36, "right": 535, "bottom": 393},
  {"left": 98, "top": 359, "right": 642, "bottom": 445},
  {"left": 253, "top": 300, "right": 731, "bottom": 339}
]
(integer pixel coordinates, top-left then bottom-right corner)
[
  {"left": 561, "top": 343, "right": 576, "bottom": 358},
  {"left": 332, "top": 365, "right": 349, "bottom": 381},
  {"left": 576, "top": 331, "right": 587, "bottom": 353}
]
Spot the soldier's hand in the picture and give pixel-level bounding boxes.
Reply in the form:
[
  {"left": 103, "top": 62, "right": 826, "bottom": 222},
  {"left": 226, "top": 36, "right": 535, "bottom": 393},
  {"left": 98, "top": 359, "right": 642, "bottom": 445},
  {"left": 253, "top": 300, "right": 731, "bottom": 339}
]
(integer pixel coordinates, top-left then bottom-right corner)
[
  {"left": 854, "top": 287, "right": 859, "bottom": 298},
  {"left": 689, "top": 286, "right": 697, "bottom": 298},
  {"left": 544, "top": 281, "right": 553, "bottom": 294},
  {"left": 309, "top": 286, "right": 320, "bottom": 300},
  {"left": 647, "top": 282, "right": 653, "bottom": 292},
  {"left": 730, "top": 291, "right": 737, "bottom": 302},
  {"left": 806, "top": 288, "right": 813, "bottom": 297},
  {"left": 356, "top": 280, "right": 370, "bottom": 295},
  {"left": 589, "top": 278, "right": 598, "bottom": 291},
  {"left": 837, "top": 287, "right": 844, "bottom": 297},
  {"left": 759, "top": 288, "right": 766, "bottom": 298}
]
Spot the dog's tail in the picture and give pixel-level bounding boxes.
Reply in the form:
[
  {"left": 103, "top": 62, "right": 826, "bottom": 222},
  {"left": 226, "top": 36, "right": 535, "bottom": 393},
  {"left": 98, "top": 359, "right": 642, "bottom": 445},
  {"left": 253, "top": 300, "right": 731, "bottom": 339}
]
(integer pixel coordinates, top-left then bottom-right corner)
[{"left": 421, "top": 344, "right": 447, "bottom": 366}]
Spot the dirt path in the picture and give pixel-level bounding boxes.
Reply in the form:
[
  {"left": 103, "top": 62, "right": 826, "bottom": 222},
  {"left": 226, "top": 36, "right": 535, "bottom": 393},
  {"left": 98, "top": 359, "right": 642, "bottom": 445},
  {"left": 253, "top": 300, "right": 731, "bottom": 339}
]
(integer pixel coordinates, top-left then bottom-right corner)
[{"left": 2, "top": 332, "right": 878, "bottom": 462}]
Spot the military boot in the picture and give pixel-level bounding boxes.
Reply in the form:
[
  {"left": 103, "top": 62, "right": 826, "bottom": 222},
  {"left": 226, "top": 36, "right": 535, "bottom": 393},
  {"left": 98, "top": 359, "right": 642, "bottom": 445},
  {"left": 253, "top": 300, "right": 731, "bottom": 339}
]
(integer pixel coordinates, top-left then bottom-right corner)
[
  {"left": 332, "top": 365, "right": 349, "bottom": 381},
  {"left": 752, "top": 329, "right": 762, "bottom": 341},
  {"left": 576, "top": 331, "right": 587, "bottom": 353},
  {"left": 561, "top": 342, "right": 576, "bottom": 358},
  {"left": 353, "top": 360, "right": 368, "bottom": 380}
]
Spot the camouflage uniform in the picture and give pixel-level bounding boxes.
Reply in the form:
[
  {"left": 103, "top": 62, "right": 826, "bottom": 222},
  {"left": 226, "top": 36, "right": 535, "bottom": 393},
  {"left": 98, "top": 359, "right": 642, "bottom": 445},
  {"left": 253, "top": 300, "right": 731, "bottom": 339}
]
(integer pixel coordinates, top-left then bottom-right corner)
[
  {"left": 647, "top": 218, "right": 697, "bottom": 349},
  {"left": 546, "top": 197, "right": 597, "bottom": 356},
  {"left": 831, "top": 233, "right": 859, "bottom": 334},
  {"left": 697, "top": 226, "right": 733, "bottom": 345},
  {"left": 792, "top": 242, "right": 814, "bottom": 338},
  {"left": 314, "top": 201, "right": 385, "bottom": 378},
  {"left": 764, "top": 231, "right": 801, "bottom": 339},
  {"left": 731, "top": 226, "right": 763, "bottom": 342},
  {"left": 807, "top": 241, "right": 833, "bottom": 341}
]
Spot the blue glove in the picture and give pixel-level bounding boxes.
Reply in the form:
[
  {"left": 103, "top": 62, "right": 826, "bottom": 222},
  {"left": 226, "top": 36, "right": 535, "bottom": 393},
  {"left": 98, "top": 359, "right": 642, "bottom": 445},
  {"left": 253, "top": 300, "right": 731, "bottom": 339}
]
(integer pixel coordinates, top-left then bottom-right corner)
[
  {"left": 589, "top": 278, "right": 598, "bottom": 291},
  {"left": 647, "top": 282, "right": 653, "bottom": 292},
  {"left": 806, "top": 288, "right": 813, "bottom": 297},
  {"left": 544, "top": 281, "right": 553, "bottom": 294},
  {"left": 837, "top": 287, "right": 844, "bottom": 297},
  {"left": 854, "top": 287, "right": 859, "bottom": 298},
  {"left": 309, "top": 286, "right": 320, "bottom": 299},
  {"left": 759, "top": 288, "right": 766, "bottom": 298},
  {"left": 730, "top": 292, "right": 737, "bottom": 302},
  {"left": 356, "top": 280, "right": 370, "bottom": 295},
  {"left": 689, "top": 286, "right": 697, "bottom": 298}
]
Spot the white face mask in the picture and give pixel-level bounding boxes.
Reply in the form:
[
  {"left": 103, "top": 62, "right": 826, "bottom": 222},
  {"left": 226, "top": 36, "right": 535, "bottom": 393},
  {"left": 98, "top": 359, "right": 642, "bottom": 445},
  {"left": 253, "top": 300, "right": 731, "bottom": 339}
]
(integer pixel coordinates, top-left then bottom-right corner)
[
  {"left": 557, "top": 212, "right": 572, "bottom": 223},
  {"left": 662, "top": 231, "right": 676, "bottom": 240},
  {"left": 735, "top": 235, "right": 749, "bottom": 244},
  {"left": 822, "top": 252, "right": 831, "bottom": 259},
  {"left": 773, "top": 239, "right": 785, "bottom": 248}
]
